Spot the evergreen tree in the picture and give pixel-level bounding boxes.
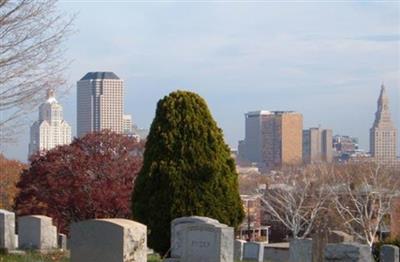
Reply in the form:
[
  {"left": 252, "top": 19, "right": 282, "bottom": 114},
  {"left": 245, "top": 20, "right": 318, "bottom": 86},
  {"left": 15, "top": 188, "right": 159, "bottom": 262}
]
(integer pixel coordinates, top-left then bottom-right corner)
[{"left": 132, "top": 90, "right": 244, "bottom": 254}]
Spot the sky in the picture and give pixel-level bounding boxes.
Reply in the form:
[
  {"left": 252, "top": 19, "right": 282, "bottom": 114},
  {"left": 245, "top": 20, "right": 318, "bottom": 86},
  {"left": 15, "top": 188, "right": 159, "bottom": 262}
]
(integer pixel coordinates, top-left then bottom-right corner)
[{"left": 2, "top": 0, "right": 400, "bottom": 162}]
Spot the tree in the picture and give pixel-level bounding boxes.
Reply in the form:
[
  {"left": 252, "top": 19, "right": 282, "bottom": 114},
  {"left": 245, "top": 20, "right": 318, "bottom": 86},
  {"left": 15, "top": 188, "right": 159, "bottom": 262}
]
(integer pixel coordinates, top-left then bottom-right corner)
[
  {"left": 0, "top": 0, "right": 74, "bottom": 143},
  {"left": 0, "top": 154, "right": 26, "bottom": 210},
  {"left": 132, "top": 90, "right": 245, "bottom": 254},
  {"left": 14, "top": 131, "right": 143, "bottom": 233},
  {"left": 258, "top": 165, "right": 332, "bottom": 239},
  {"left": 329, "top": 162, "right": 400, "bottom": 247}
]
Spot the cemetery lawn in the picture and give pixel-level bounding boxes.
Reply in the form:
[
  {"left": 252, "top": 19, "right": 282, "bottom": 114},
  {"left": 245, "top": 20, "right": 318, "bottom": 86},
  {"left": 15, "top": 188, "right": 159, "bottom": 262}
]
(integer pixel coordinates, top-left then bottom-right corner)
[
  {"left": 0, "top": 253, "right": 162, "bottom": 262},
  {"left": 0, "top": 251, "right": 68, "bottom": 262}
]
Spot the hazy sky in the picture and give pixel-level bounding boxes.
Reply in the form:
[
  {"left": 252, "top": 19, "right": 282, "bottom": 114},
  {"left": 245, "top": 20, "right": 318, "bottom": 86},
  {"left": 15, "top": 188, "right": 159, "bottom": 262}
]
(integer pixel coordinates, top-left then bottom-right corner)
[{"left": 2, "top": 1, "right": 400, "bottom": 162}]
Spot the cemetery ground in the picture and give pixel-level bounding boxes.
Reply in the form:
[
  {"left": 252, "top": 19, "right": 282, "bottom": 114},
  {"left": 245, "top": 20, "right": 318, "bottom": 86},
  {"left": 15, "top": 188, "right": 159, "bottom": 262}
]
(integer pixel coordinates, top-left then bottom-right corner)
[
  {"left": 0, "top": 252, "right": 162, "bottom": 262},
  {"left": 0, "top": 252, "right": 255, "bottom": 262}
]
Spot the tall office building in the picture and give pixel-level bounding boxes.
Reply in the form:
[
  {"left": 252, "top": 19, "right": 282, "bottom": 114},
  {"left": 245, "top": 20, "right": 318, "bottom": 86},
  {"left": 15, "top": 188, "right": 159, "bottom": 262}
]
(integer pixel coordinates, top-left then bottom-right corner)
[
  {"left": 303, "top": 127, "right": 333, "bottom": 163},
  {"left": 29, "top": 89, "right": 71, "bottom": 157},
  {"left": 369, "top": 84, "right": 397, "bottom": 162},
  {"left": 77, "top": 72, "right": 123, "bottom": 137},
  {"left": 241, "top": 111, "right": 272, "bottom": 163},
  {"left": 262, "top": 111, "right": 303, "bottom": 167},
  {"left": 239, "top": 111, "right": 303, "bottom": 167}
]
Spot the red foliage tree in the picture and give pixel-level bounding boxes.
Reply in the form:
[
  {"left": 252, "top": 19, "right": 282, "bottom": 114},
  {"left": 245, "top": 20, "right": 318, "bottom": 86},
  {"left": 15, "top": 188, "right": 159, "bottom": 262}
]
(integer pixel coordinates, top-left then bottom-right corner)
[{"left": 14, "top": 131, "right": 143, "bottom": 233}]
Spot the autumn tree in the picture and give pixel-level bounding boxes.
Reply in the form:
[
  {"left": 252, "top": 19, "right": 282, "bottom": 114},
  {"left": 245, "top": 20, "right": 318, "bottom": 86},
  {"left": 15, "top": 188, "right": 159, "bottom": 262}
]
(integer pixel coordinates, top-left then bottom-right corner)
[
  {"left": 132, "top": 91, "right": 244, "bottom": 254},
  {"left": 0, "top": 154, "right": 26, "bottom": 210},
  {"left": 14, "top": 131, "right": 143, "bottom": 233},
  {"left": 0, "top": 0, "right": 74, "bottom": 143}
]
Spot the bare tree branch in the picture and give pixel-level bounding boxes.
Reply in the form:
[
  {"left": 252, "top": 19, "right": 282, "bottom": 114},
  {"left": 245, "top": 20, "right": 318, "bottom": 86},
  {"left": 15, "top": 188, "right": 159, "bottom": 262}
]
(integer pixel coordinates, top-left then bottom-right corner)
[
  {"left": 0, "top": 0, "right": 74, "bottom": 143},
  {"left": 258, "top": 165, "right": 332, "bottom": 239},
  {"left": 329, "top": 162, "right": 400, "bottom": 247}
]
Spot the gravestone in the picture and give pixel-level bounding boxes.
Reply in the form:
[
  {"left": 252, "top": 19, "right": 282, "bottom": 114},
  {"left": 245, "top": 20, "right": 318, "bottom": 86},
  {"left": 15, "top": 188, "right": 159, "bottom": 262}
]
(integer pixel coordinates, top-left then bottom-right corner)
[
  {"left": 380, "top": 245, "right": 399, "bottom": 262},
  {"left": 58, "top": 233, "right": 67, "bottom": 250},
  {"left": 312, "top": 229, "right": 328, "bottom": 262},
  {"left": 0, "top": 209, "right": 16, "bottom": 250},
  {"left": 170, "top": 216, "right": 219, "bottom": 258},
  {"left": 311, "top": 230, "right": 354, "bottom": 262},
  {"left": 14, "top": 234, "right": 18, "bottom": 249},
  {"left": 70, "top": 218, "right": 146, "bottom": 262},
  {"left": 168, "top": 216, "right": 233, "bottom": 262},
  {"left": 264, "top": 243, "right": 290, "bottom": 262},
  {"left": 324, "top": 243, "right": 373, "bottom": 262},
  {"left": 289, "top": 239, "right": 313, "bottom": 262},
  {"left": 243, "top": 242, "right": 264, "bottom": 262},
  {"left": 18, "top": 215, "right": 57, "bottom": 250},
  {"left": 234, "top": 239, "right": 246, "bottom": 261}
]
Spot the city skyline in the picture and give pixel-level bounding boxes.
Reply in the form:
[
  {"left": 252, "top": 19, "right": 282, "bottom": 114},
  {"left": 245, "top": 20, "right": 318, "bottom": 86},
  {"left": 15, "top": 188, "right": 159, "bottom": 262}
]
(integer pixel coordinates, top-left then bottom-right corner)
[{"left": 1, "top": 2, "right": 399, "bottom": 162}]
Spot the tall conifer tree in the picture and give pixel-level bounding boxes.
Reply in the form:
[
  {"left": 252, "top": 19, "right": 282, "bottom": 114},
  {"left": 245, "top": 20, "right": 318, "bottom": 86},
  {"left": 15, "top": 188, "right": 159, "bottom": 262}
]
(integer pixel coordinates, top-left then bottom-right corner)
[{"left": 132, "top": 91, "right": 244, "bottom": 254}]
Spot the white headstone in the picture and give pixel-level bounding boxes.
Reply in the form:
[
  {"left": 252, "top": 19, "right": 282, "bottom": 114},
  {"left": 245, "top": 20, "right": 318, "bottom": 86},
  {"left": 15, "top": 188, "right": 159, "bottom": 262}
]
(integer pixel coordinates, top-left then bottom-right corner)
[
  {"left": 243, "top": 242, "right": 264, "bottom": 262},
  {"left": 0, "top": 209, "right": 16, "bottom": 250},
  {"left": 171, "top": 216, "right": 219, "bottom": 258},
  {"left": 14, "top": 234, "right": 18, "bottom": 249},
  {"left": 70, "top": 218, "right": 147, "bottom": 262},
  {"left": 169, "top": 216, "right": 233, "bottom": 262},
  {"left": 234, "top": 239, "right": 246, "bottom": 261},
  {"left": 18, "top": 215, "right": 57, "bottom": 250}
]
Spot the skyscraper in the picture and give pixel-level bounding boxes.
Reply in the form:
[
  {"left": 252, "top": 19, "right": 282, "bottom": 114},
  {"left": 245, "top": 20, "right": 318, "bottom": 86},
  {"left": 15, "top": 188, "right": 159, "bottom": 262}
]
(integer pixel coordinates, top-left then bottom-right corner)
[
  {"left": 77, "top": 72, "right": 123, "bottom": 137},
  {"left": 369, "top": 84, "right": 398, "bottom": 162},
  {"left": 241, "top": 111, "right": 271, "bottom": 163},
  {"left": 303, "top": 127, "right": 333, "bottom": 163},
  {"left": 239, "top": 111, "right": 303, "bottom": 168},
  {"left": 29, "top": 89, "right": 71, "bottom": 157},
  {"left": 262, "top": 111, "right": 303, "bottom": 167}
]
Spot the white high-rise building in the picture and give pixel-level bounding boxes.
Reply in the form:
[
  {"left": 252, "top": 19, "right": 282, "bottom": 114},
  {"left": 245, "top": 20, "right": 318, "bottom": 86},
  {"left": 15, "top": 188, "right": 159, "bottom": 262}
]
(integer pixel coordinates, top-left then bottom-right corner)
[
  {"left": 29, "top": 89, "right": 71, "bottom": 157},
  {"left": 123, "top": 114, "right": 133, "bottom": 134},
  {"left": 77, "top": 72, "right": 123, "bottom": 137}
]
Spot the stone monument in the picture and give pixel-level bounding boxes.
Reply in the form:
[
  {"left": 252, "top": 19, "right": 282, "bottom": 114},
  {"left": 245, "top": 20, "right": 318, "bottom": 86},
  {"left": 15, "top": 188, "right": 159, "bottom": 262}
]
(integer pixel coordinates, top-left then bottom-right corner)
[{"left": 70, "top": 218, "right": 147, "bottom": 262}]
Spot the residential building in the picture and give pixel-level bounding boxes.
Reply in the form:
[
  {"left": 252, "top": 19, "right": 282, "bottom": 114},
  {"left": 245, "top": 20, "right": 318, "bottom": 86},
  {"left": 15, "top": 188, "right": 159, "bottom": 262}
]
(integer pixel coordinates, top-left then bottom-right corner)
[
  {"left": 238, "top": 194, "right": 270, "bottom": 242},
  {"left": 303, "top": 127, "right": 333, "bottom": 163},
  {"left": 369, "top": 84, "right": 398, "bottom": 163},
  {"left": 77, "top": 72, "right": 123, "bottom": 137},
  {"left": 29, "top": 89, "right": 71, "bottom": 157}
]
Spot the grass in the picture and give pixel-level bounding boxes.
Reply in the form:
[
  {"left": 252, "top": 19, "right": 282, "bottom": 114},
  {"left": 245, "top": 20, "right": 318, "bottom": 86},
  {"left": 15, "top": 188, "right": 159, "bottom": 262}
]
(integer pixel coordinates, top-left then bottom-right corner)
[
  {"left": 0, "top": 252, "right": 163, "bottom": 262},
  {"left": 0, "top": 251, "right": 257, "bottom": 262},
  {"left": 0, "top": 250, "right": 68, "bottom": 262},
  {"left": 148, "top": 254, "right": 162, "bottom": 262}
]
